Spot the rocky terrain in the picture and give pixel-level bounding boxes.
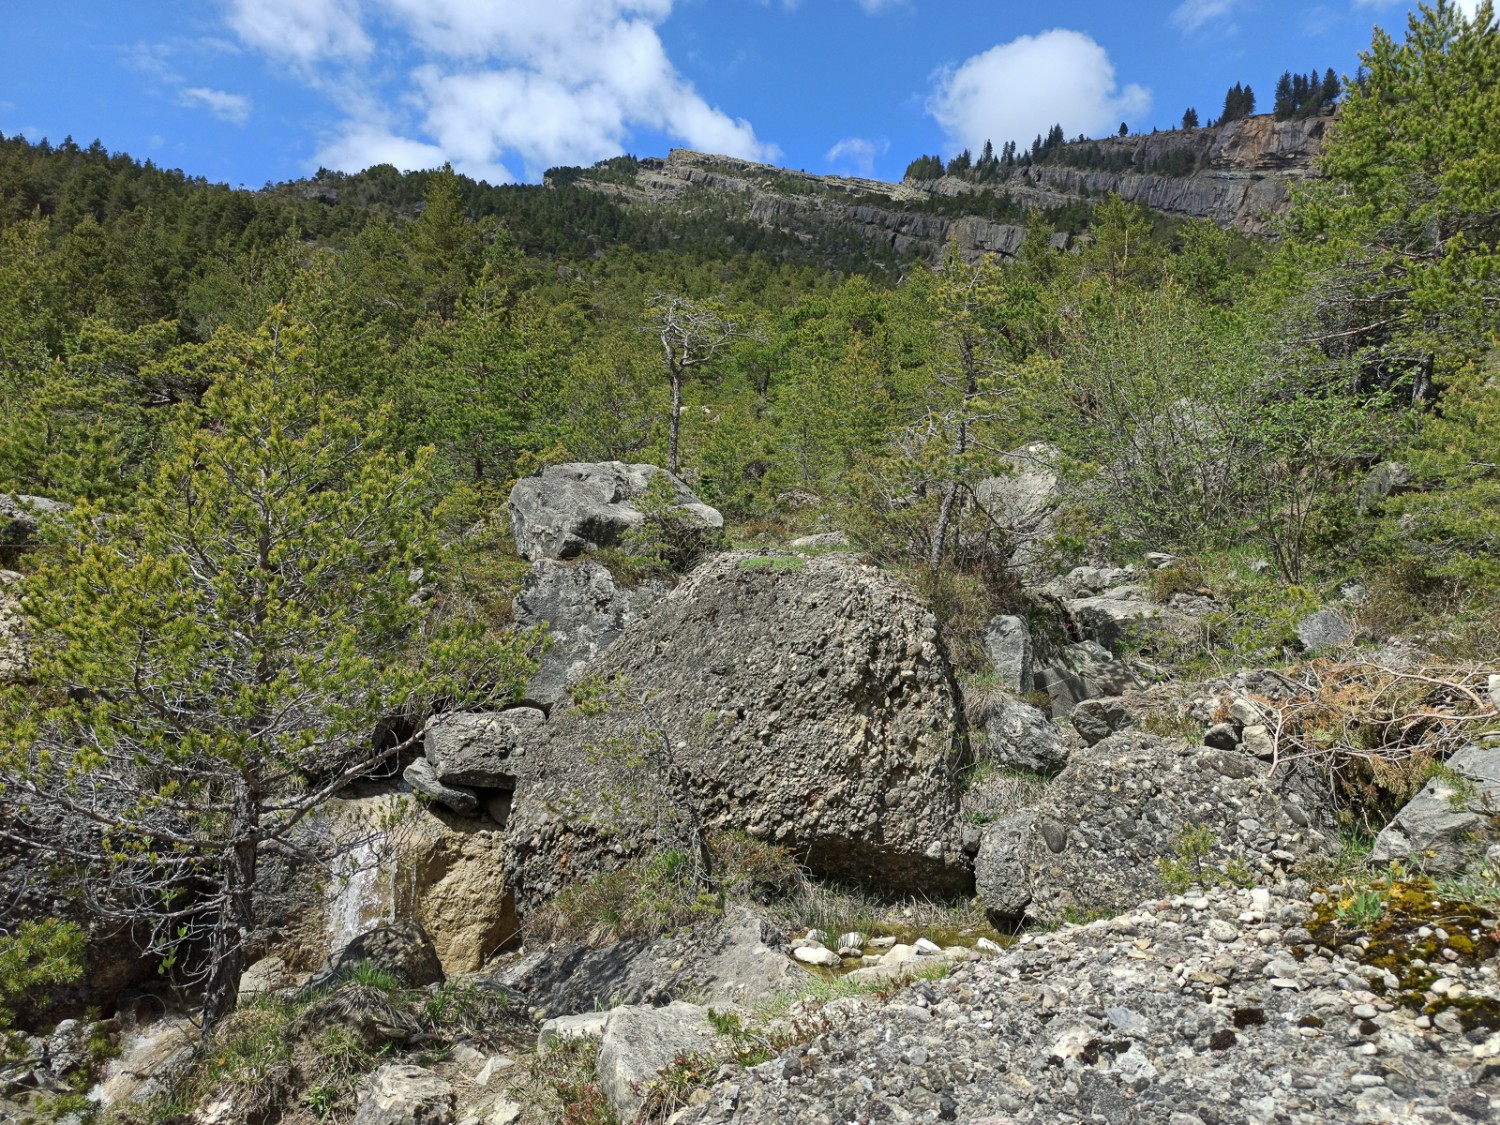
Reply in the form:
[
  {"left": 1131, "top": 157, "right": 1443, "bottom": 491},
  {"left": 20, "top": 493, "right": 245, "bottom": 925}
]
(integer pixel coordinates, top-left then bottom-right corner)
[
  {"left": 569, "top": 114, "right": 1325, "bottom": 264},
  {"left": 3, "top": 453, "right": 1498, "bottom": 1125}
]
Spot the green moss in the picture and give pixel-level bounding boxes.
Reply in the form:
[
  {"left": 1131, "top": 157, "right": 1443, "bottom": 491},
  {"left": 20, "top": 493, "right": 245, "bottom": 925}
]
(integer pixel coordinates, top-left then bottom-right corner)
[
  {"left": 1307, "top": 878, "right": 1500, "bottom": 1029},
  {"left": 736, "top": 555, "right": 806, "bottom": 573}
]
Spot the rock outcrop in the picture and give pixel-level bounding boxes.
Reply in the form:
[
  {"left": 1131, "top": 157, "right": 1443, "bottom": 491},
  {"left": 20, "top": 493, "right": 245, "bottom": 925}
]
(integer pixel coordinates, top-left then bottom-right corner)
[
  {"left": 505, "top": 552, "right": 971, "bottom": 915},
  {"left": 507, "top": 461, "right": 722, "bottom": 562},
  {"left": 511, "top": 559, "right": 665, "bottom": 704},
  {"left": 974, "top": 443, "right": 1064, "bottom": 580},
  {"left": 1371, "top": 744, "right": 1500, "bottom": 876},
  {"left": 678, "top": 882, "right": 1500, "bottom": 1125},
  {"left": 596, "top": 1002, "right": 716, "bottom": 1121},
  {"left": 973, "top": 731, "right": 1336, "bottom": 926},
  {"left": 492, "top": 907, "right": 803, "bottom": 1018}
]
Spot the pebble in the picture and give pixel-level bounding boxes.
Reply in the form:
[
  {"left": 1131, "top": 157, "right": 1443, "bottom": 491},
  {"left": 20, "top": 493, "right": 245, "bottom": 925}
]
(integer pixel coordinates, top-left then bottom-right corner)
[{"left": 721, "top": 882, "right": 1500, "bottom": 1125}]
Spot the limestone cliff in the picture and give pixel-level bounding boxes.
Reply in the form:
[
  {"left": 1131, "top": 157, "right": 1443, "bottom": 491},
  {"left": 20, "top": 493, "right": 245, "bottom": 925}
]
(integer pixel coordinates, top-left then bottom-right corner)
[{"left": 566, "top": 114, "right": 1325, "bottom": 263}]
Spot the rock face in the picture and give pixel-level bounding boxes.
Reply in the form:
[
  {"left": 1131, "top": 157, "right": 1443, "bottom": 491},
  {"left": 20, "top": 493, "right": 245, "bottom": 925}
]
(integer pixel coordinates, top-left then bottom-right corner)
[
  {"left": 582, "top": 119, "right": 1322, "bottom": 275},
  {"left": 507, "top": 461, "right": 722, "bottom": 562},
  {"left": 494, "top": 908, "right": 802, "bottom": 1018},
  {"left": 511, "top": 559, "right": 664, "bottom": 705},
  {"left": 505, "top": 552, "right": 971, "bottom": 915},
  {"left": 596, "top": 1002, "right": 716, "bottom": 1122},
  {"left": 983, "top": 615, "right": 1033, "bottom": 695},
  {"left": 974, "top": 443, "right": 1064, "bottom": 579},
  {"left": 1371, "top": 745, "right": 1500, "bottom": 876},
  {"left": 353, "top": 1064, "right": 454, "bottom": 1125},
  {"left": 316, "top": 795, "right": 516, "bottom": 974},
  {"left": 974, "top": 731, "right": 1335, "bottom": 926}
]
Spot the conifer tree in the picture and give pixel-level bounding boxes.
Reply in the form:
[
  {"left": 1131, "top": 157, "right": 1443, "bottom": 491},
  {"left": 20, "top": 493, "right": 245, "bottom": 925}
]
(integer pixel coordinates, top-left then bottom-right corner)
[{"left": 0, "top": 310, "right": 536, "bottom": 1023}]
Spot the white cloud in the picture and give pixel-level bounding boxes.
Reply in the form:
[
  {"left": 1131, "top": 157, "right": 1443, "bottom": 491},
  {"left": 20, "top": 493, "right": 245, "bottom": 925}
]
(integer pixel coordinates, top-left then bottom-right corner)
[
  {"left": 178, "top": 87, "right": 252, "bottom": 125},
  {"left": 825, "top": 136, "right": 888, "bottom": 177},
  {"left": 1170, "top": 0, "right": 1236, "bottom": 33},
  {"left": 222, "top": 0, "right": 775, "bottom": 180},
  {"left": 1353, "top": 0, "right": 1482, "bottom": 12},
  {"left": 927, "top": 30, "right": 1150, "bottom": 156},
  {"left": 224, "top": 0, "right": 371, "bottom": 65}
]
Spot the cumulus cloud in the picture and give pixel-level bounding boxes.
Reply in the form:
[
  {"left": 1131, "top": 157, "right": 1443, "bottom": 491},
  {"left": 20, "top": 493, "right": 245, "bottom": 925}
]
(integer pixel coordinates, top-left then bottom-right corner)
[
  {"left": 224, "top": 0, "right": 371, "bottom": 66},
  {"left": 927, "top": 30, "right": 1150, "bottom": 156},
  {"left": 825, "top": 136, "right": 888, "bottom": 177},
  {"left": 1170, "top": 0, "right": 1236, "bottom": 33},
  {"left": 1353, "top": 0, "right": 1483, "bottom": 13},
  {"left": 221, "top": 0, "right": 776, "bottom": 181},
  {"left": 178, "top": 87, "right": 252, "bottom": 125}
]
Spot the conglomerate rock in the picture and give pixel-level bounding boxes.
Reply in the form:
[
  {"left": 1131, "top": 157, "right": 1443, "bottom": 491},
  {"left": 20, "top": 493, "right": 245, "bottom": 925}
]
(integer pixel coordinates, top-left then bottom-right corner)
[{"left": 504, "top": 552, "right": 971, "bottom": 916}]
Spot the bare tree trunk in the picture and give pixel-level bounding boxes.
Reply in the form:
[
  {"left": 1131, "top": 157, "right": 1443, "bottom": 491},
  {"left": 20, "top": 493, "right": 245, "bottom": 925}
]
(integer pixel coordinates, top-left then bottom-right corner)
[
  {"left": 668, "top": 366, "right": 683, "bottom": 476},
  {"left": 202, "top": 779, "right": 258, "bottom": 1024},
  {"left": 929, "top": 479, "right": 961, "bottom": 573}
]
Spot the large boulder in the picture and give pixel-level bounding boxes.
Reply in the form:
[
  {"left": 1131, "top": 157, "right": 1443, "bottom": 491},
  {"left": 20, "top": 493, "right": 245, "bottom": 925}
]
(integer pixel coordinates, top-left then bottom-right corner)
[
  {"left": 1371, "top": 745, "right": 1500, "bottom": 876},
  {"left": 313, "top": 795, "right": 516, "bottom": 974},
  {"left": 507, "top": 462, "right": 722, "bottom": 562},
  {"left": 596, "top": 1003, "right": 716, "bottom": 1123},
  {"left": 505, "top": 552, "right": 971, "bottom": 915},
  {"left": 423, "top": 708, "right": 545, "bottom": 789},
  {"left": 973, "top": 443, "right": 1063, "bottom": 579},
  {"left": 1033, "top": 641, "right": 1144, "bottom": 718},
  {"left": 512, "top": 559, "right": 665, "bottom": 705},
  {"left": 974, "top": 732, "right": 1335, "bottom": 927}
]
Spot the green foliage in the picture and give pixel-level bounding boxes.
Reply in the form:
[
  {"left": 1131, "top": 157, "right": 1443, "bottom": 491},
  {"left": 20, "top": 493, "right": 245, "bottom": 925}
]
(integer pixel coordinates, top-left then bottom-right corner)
[
  {"left": 0, "top": 307, "right": 537, "bottom": 1022},
  {"left": 621, "top": 472, "right": 729, "bottom": 574},
  {"left": 0, "top": 920, "right": 85, "bottom": 1060},
  {"left": 735, "top": 554, "right": 806, "bottom": 572},
  {"left": 1158, "top": 823, "right": 1257, "bottom": 892},
  {"left": 528, "top": 848, "right": 722, "bottom": 947}
]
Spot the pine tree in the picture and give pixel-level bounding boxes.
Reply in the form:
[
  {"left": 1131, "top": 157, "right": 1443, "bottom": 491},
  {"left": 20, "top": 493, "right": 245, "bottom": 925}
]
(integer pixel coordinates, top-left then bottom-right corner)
[
  {"left": 1274, "top": 71, "right": 1296, "bottom": 119},
  {"left": 0, "top": 310, "right": 536, "bottom": 1023},
  {"left": 1182, "top": 107, "right": 1200, "bottom": 129}
]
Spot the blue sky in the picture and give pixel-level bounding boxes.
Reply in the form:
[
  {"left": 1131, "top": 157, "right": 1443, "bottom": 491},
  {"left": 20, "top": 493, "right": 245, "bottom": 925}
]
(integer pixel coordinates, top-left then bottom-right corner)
[{"left": 0, "top": 1, "right": 1479, "bottom": 189}]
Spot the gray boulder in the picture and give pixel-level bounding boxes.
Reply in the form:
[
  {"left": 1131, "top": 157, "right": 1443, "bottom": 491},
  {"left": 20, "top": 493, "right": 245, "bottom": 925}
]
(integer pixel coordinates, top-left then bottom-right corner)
[
  {"left": 353, "top": 1064, "right": 454, "bottom": 1125},
  {"left": 505, "top": 552, "right": 970, "bottom": 915},
  {"left": 788, "top": 531, "right": 849, "bottom": 551},
  {"left": 983, "top": 615, "right": 1033, "bottom": 695},
  {"left": 507, "top": 462, "right": 722, "bottom": 562},
  {"left": 1034, "top": 641, "right": 1144, "bottom": 718},
  {"left": 1065, "top": 585, "right": 1161, "bottom": 651},
  {"left": 972, "top": 810, "right": 1038, "bottom": 923},
  {"left": 974, "top": 732, "right": 1334, "bottom": 927},
  {"left": 512, "top": 559, "right": 664, "bottom": 705},
  {"left": 973, "top": 443, "right": 1063, "bottom": 579},
  {"left": 403, "top": 758, "right": 480, "bottom": 816},
  {"left": 424, "top": 708, "right": 545, "bottom": 789},
  {"left": 496, "top": 907, "right": 801, "bottom": 1020},
  {"left": 310, "top": 920, "right": 445, "bottom": 990},
  {"left": 1296, "top": 608, "right": 1353, "bottom": 654},
  {"left": 596, "top": 1002, "right": 716, "bottom": 1122},
  {"left": 1070, "top": 697, "right": 1133, "bottom": 747},
  {"left": 1371, "top": 745, "right": 1500, "bottom": 876},
  {"left": 984, "top": 698, "right": 1069, "bottom": 774}
]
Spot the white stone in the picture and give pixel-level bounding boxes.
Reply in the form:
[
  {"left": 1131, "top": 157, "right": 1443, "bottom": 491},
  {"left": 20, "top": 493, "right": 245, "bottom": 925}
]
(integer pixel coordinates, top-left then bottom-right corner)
[
  {"left": 793, "top": 944, "right": 841, "bottom": 967},
  {"left": 913, "top": 938, "right": 942, "bottom": 956},
  {"left": 879, "top": 944, "right": 918, "bottom": 965}
]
